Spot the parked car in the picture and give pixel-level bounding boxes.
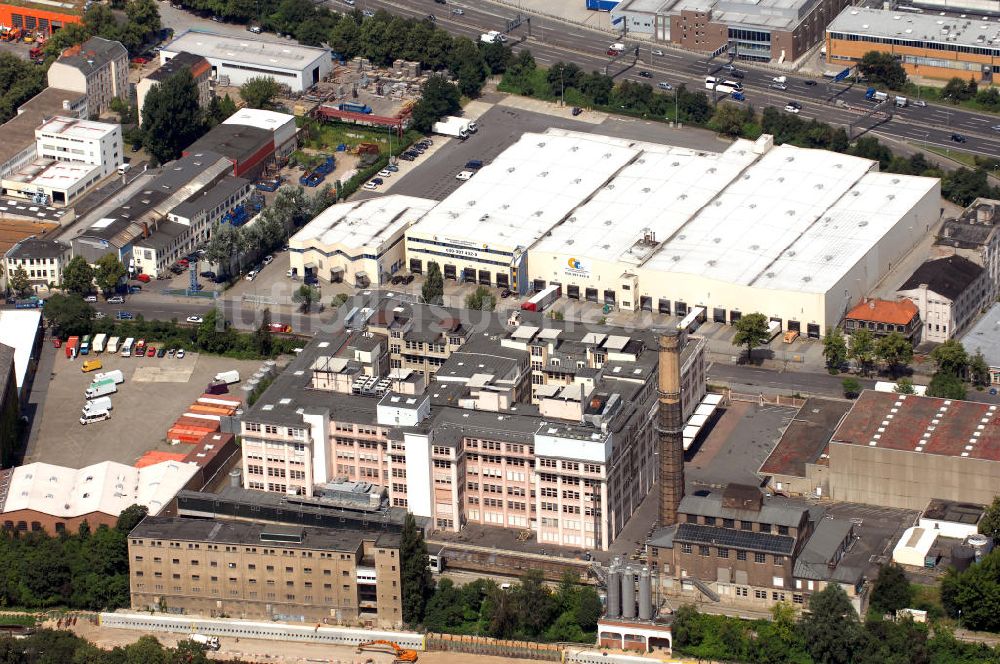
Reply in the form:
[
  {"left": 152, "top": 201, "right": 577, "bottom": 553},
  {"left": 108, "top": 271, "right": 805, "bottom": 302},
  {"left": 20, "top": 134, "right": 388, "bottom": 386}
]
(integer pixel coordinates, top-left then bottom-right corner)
[
  {"left": 571, "top": 107, "right": 582, "bottom": 116},
  {"left": 177, "top": 349, "right": 185, "bottom": 359},
  {"left": 262, "top": 255, "right": 274, "bottom": 265},
  {"left": 146, "top": 347, "right": 156, "bottom": 357},
  {"left": 186, "top": 316, "right": 204, "bottom": 324},
  {"left": 363, "top": 182, "right": 378, "bottom": 191},
  {"left": 200, "top": 270, "right": 215, "bottom": 279},
  {"left": 116, "top": 310, "right": 134, "bottom": 320},
  {"left": 371, "top": 177, "right": 384, "bottom": 185},
  {"left": 168, "top": 348, "right": 176, "bottom": 358},
  {"left": 403, "top": 274, "right": 415, "bottom": 285},
  {"left": 248, "top": 25, "right": 262, "bottom": 33},
  {"left": 500, "top": 288, "right": 513, "bottom": 298},
  {"left": 391, "top": 275, "right": 404, "bottom": 285},
  {"left": 157, "top": 348, "right": 167, "bottom": 357},
  {"left": 377, "top": 169, "right": 392, "bottom": 178},
  {"left": 107, "top": 295, "right": 124, "bottom": 304},
  {"left": 83, "top": 295, "right": 97, "bottom": 303},
  {"left": 245, "top": 270, "right": 258, "bottom": 281},
  {"left": 386, "top": 163, "right": 399, "bottom": 172}
]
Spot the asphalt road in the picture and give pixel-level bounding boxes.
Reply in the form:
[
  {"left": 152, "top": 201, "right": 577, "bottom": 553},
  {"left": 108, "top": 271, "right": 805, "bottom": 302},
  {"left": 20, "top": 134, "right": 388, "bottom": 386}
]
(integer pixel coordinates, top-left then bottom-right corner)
[{"left": 362, "top": 0, "right": 1000, "bottom": 158}]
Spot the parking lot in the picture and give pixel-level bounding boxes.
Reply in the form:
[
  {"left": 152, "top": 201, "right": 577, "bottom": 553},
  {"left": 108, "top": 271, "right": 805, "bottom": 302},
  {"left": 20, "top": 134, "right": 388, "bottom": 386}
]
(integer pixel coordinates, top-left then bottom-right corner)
[{"left": 26, "top": 344, "right": 262, "bottom": 468}]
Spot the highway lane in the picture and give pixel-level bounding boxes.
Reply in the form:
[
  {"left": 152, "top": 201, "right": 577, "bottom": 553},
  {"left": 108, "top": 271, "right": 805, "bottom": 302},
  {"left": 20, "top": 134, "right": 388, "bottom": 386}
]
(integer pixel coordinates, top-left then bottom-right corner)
[{"left": 362, "top": 0, "right": 1000, "bottom": 156}]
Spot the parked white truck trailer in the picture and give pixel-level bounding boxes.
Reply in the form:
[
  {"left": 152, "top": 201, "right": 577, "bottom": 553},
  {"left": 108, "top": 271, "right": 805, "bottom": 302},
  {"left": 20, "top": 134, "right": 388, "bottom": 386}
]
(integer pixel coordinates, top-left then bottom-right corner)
[
  {"left": 93, "top": 369, "right": 124, "bottom": 384},
  {"left": 432, "top": 116, "right": 471, "bottom": 139},
  {"left": 214, "top": 370, "right": 241, "bottom": 385},
  {"left": 107, "top": 336, "right": 120, "bottom": 353}
]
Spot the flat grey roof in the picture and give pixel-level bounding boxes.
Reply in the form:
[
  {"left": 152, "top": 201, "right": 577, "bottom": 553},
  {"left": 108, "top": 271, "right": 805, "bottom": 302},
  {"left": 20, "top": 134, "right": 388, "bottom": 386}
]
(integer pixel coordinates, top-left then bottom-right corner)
[
  {"left": 4, "top": 238, "right": 68, "bottom": 260},
  {"left": 961, "top": 301, "right": 1000, "bottom": 369},
  {"left": 0, "top": 88, "right": 86, "bottom": 166},
  {"left": 131, "top": 515, "right": 373, "bottom": 552},
  {"left": 170, "top": 175, "right": 249, "bottom": 219},
  {"left": 162, "top": 30, "right": 329, "bottom": 71},
  {"left": 828, "top": 7, "right": 1000, "bottom": 51}
]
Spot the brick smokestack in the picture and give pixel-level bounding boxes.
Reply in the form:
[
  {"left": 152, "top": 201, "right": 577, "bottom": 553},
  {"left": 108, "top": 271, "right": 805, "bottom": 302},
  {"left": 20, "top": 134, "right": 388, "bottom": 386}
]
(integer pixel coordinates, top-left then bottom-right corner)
[{"left": 658, "top": 329, "right": 684, "bottom": 526}]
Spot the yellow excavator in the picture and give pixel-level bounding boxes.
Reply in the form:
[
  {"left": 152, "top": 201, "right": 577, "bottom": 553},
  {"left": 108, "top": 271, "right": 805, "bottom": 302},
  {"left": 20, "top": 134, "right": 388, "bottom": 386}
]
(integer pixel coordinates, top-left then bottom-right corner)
[{"left": 356, "top": 639, "right": 419, "bottom": 663}]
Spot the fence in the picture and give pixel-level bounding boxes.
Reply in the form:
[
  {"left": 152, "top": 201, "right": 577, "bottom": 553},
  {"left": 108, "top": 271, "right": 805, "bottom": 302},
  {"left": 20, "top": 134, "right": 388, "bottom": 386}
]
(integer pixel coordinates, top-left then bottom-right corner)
[
  {"left": 727, "top": 390, "right": 806, "bottom": 408},
  {"left": 426, "top": 632, "right": 562, "bottom": 661}
]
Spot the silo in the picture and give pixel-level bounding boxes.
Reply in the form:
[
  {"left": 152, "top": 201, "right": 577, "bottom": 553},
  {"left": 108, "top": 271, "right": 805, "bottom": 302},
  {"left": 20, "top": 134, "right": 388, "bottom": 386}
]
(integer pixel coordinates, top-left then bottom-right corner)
[
  {"left": 968, "top": 534, "right": 993, "bottom": 562},
  {"left": 606, "top": 563, "right": 621, "bottom": 619},
  {"left": 951, "top": 545, "right": 975, "bottom": 572},
  {"left": 638, "top": 567, "right": 652, "bottom": 620},
  {"left": 621, "top": 567, "right": 636, "bottom": 619}
]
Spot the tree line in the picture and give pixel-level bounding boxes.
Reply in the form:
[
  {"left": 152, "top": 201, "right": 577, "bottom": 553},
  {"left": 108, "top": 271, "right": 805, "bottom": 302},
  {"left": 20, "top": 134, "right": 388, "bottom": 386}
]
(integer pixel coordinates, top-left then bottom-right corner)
[
  {"left": 0, "top": 506, "right": 144, "bottom": 612},
  {"left": 676, "top": 578, "right": 1000, "bottom": 664},
  {"left": 399, "top": 514, "right": 600, "bottom": 642},
  {"left": 42, "top": 0, "right": 161, "bottom": 58},
  {"left": 0, "top": 629, "right": 256, "bottom": 664},
  {"left": 43, "top": 298, "right": 303, "bottom": 359}
]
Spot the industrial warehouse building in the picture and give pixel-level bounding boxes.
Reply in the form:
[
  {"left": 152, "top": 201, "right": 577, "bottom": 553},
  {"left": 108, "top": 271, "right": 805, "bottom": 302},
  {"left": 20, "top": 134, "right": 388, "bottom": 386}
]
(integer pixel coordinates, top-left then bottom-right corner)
[
  {"left": 289, "top": 195, "right": 436, "bottom": 287},
  {"left": 827, "top": 390, "right": 1000, "bottom": 510},
  {"left": 160, "top": 31, "right": 332, "bottom": 92},
  {"left": 403, "top": 130, "right": 940, "bottom": 336},
  {"left": 826, "top": 7, "right": 1000, "bottom": 83}
]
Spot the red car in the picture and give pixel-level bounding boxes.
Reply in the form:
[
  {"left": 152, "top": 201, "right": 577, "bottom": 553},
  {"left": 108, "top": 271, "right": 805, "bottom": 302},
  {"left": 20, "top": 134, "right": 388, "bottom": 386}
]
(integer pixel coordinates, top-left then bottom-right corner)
[
  {"left": 131, "top": 56, "right": 149, "bottom": 65},
  {"left": 268, "top": 323, "right": 292, "bottom": 333},
  {"left": 136, "top": 273, "right": 151, "bottom": 283},
  {"left": 146, "top": 347, "right": 156, "bottom": 357}
]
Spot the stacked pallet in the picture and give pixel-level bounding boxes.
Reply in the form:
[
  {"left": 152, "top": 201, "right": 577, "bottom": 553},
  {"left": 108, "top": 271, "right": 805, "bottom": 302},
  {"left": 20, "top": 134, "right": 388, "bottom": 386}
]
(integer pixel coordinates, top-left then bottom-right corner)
[{"left": 166, "top": 394, "right": 242, "bottom": 444}]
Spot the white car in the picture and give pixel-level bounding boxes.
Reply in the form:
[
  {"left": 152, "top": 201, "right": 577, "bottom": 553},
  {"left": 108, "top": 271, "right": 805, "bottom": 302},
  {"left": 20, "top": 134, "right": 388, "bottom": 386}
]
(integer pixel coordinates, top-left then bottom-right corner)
[
  {"left": 657, "top": 82, "right": 672, "bottom": 91},
  {"left": 784, "top": 103, "right": 801, "bottom": 114},
  {"left": 186, "top": 316, "right": 203, "bottom": 324},
  {"left": 177, "top": 349, "right": 185, "bottom": 358},
  {"left": 363, "top": 182, "right": 378, "bottom": 191},
  {"left": 83, "top": 295, "right": 97, "bottom": 302},
  {"left": 107, "top": 295, "right": 124, "bottom": 304},
  {"left": 452, "top": 7, "right": 463, "bottom": 14},
  {"left": 262, "top": 254, "right": 274, "bottom": 265},
  {"left": 651, "top": 48, "right": 664, "bottom": 56},
  {"left": 377, "top": 169, "right": 392, "bottom": 178},
  {"left": 245, "top": 270, "right": 258, "bottom": 281},
  {"left": 456, "top": 170, "right": 474, "bottom": 181}
]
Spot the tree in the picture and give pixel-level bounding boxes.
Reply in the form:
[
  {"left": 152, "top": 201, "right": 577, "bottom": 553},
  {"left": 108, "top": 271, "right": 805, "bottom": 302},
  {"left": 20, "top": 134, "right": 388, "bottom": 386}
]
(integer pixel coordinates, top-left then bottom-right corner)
[
  {"left": 823, "top": 327, "right": 848, "bottom": 373},
  {"left": 8, "top": 265, "right": 30, "bottom": 297},
  {"left": 400, "top": 513, "right": 434, "bottom": 625},
  {"left": 513, "top": 569, "right": 556, "bottom": 637},
  {"left": 411, "top": 75, "right": 462, "bottom": 132},
  {"left": 941, "top": 548, "right": 1000, "bottom": 632},
  {"left": 842, "top": 377, "right": 862, "bottom": 398},
  {"left": 42, "top": 294, "right": 94, "bottom": 337},
  {"left": 876, "top": 332, "right": 913, "bottom": 377},
  {"left": 969, "top": 351, "right": 991, "bottom": 388},
  {"left": 331, "top": 293, "right": 349, "bottom": 308},
  {"left": 858, "top": 51, "right": 907, "bottom": 90},
  {"left": 448, "top": 37, "right": 488, "bottom": 97},
  {"left": 931, "top": 339, "right": 969, "bottom": 377},
  {"left": 849, "top": 328, "right": 876, "bottom": 376},
  {"left": 254, "top": 308, "right": 274, "bottom": 356},
  {"left": 927, "top": 371, "right": 966, "bottom": 400},
  {"left": 979, "top": 496, "right": 1000, "bottom": 544},
  {"left": 61, "top": 256, "right": 95, "bottom": 295},
  {"left": 733, "top": 312, "right": 770, "bottom": 363},
  {"left": 141, "top": 70, "right": 205, "bottom": 164},
  {"left": 116, "top": 504, "right": 148, "bottom": 534},
  {"left": 93, "top": 254, "right": 126, "bottom": 294},
  {"left": 798, "top": 584, "right": 864, "bottom": 664},
  {"left": 292, "top": 284, "right": 320, "bottom": 313},
  {"left": 204, "top": 223, "right": 238, "bottom": 277},
  {"left": 205, "top": 93, "right": 237, "bottom": 127},
  {"left": 942, "top": 76, "right": 978, "bottom": 103},
  {"left": 465, "top": 286, "right": 495, "bottom": 311},
  {"left": 480, "top": 41, "right": 512, "bottom": 74},
  {"left": 870, "top": 563, "right": 912, "bottom": 616},
  {"left": 240, "top": 76, "right": 281, "bottom": 110},
  {"left": 894, "top": 377, "right": 915, "bottom": 394},
  {"left": 711, "top": 102, "right": 752, "bottom": 137},
  {"left": 421, "top": 262, "right": 444, "bottom": 305}
]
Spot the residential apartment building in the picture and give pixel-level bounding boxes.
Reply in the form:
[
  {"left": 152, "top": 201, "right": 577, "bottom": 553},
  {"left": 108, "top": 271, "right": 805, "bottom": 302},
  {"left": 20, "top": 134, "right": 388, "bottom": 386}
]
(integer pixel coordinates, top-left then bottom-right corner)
[
  {"left": 47, "top": 37, "right": 128, "bottom": 116},
  {"left": 3, "top": 238, "right": 70, "bottom": 293},
  {"left": 935, "top": 198, "right": 1000, "bottom": 303},
  {"left": 128, "top": 516, "right": 403, "bottom": 627},
  {"left": 137, "top": 52, "right": 212, "bottom": 127},
  {"left": 650, "top": 484, "right": 863, "bottom": 612},
  {"left": 239, "top": 298, "right": 709, "bottom": 550},
  {"left": 897, "top": 255, "right": 989, "bottom": 344}
]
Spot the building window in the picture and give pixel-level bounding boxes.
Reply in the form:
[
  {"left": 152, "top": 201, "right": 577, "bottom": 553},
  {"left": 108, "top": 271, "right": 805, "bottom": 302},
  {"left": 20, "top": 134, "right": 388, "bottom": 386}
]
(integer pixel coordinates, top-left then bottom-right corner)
[
  {"left": 754, "top": 552, "right": 766, "bottom": 564},
  {"left": 681, "top": 543, "right": 692, "bottom": 554},
  {"left": 754, "top": 589, "right": 767, "bottom": 599},
  {"left": 717, "top": 547, "right": 729, "bottom": 559},
  {"left": 699, "top": 546, "right": 710, "bottom": 557},
  {"left": 774, "top": 555, "right": 785, "bottom": 566},
  {"left": 737, "top": 550, "right": 747, "bottom": 561}
]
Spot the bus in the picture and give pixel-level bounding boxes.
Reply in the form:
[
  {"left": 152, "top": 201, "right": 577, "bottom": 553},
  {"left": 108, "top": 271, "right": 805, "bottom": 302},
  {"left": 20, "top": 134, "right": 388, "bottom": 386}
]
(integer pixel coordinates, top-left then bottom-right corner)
[
  {"left": 121, "top": 337, "right": 135, "bottom": 357},
  {"left": 705, "top": 76, "right": 743, "bottom": 94}
]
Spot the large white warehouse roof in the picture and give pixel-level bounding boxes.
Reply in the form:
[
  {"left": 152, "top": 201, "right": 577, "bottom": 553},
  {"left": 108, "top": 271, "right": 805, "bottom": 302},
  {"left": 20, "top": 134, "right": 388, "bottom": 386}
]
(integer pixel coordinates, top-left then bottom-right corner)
[
  {"left": 292, "top": 195, "right": 435, "bottom": 249},
  {"left": 409, "top": 132, "right": 638, "bottom": 250},
  {"left": 162, "top": 30, "right": 328, "bottom": 69}
]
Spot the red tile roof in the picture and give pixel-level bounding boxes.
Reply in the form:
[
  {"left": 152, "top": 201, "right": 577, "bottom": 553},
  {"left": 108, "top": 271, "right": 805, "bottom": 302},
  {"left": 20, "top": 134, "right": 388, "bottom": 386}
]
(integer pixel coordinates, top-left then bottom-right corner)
[
  {"left": 831, "top": 391, "right": 1000, "bottom": 461},
  {"left": 845, "top": 298, "right": 919, "bottom": 326}
]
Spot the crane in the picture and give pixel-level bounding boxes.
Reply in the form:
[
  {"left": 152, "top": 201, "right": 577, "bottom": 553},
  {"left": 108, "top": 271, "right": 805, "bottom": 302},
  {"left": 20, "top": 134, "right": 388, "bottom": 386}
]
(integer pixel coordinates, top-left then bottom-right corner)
[{"left": 356, "top": 639, "right": 419, "bottom": 663}]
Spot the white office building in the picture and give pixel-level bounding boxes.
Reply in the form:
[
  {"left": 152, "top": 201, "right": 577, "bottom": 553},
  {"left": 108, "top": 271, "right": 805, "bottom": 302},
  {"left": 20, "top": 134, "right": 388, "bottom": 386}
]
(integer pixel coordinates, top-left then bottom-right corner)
[{"left": 35, "top": 116, "right": 122, "bottom": 178}]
